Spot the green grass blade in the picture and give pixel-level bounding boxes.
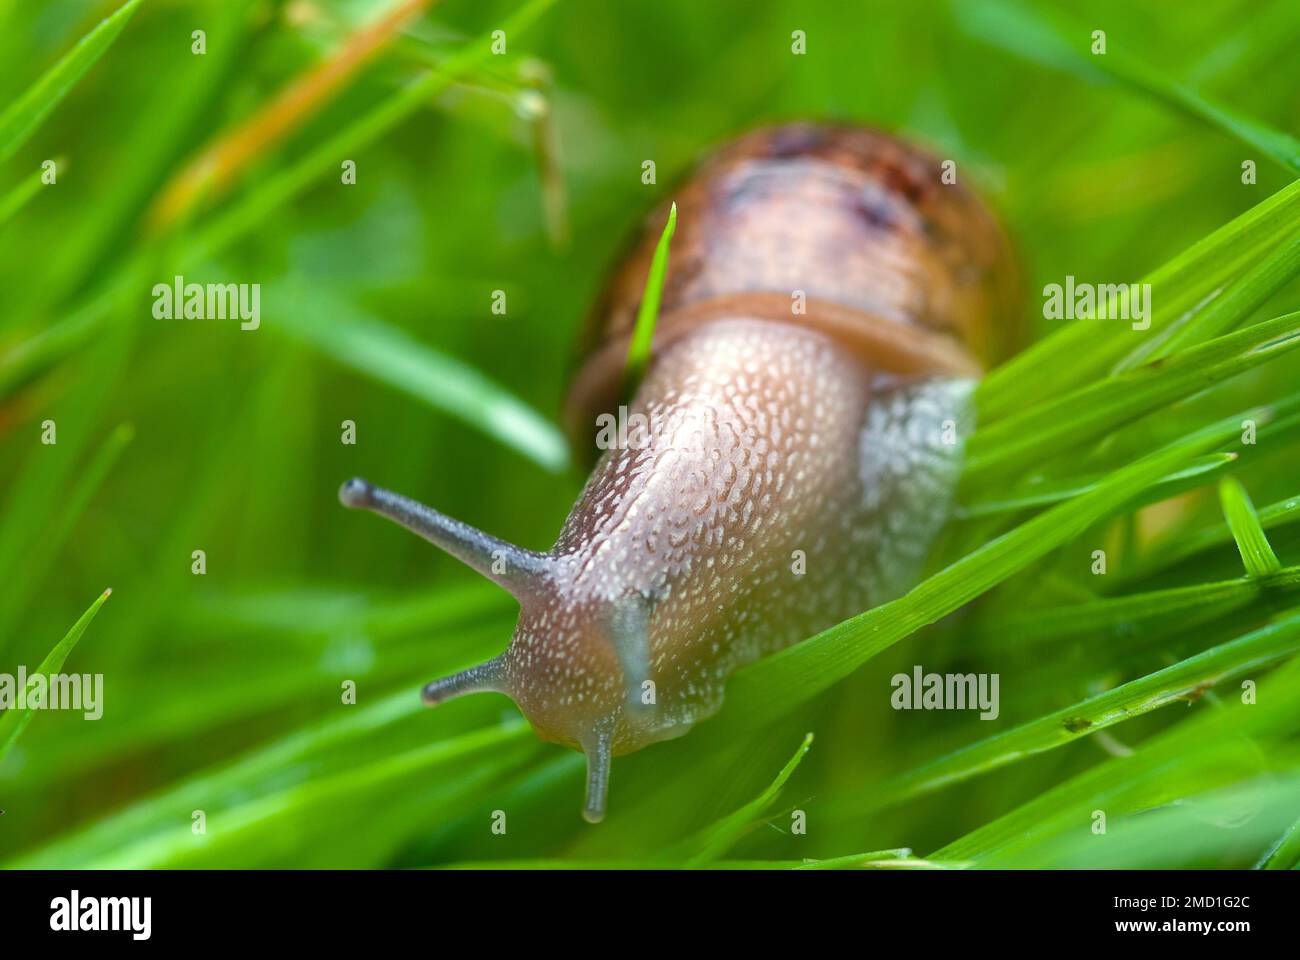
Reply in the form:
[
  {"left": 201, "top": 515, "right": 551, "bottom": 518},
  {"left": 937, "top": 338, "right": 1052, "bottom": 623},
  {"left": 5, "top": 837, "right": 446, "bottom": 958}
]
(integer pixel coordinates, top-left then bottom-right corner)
[
  {"left": 791, "top": 850, "right": 970, "bottom": 870},
  {"left": 9, "top": 587, "right": 515, "bottom": 790},
  {"left": 271, "top": 282, "right": 568, "bottom": 472},
  {"left": 28, "top": 0, "right": 260, "bottom": 318},
  {"left": 676, "top": 732, "right": 813, "bottom": 865},
  {"left": 86, "top": 723, "right": 537, "bottom": 868},
  {"left": 7, "top": 686, "right": 535, "bottom": 868},
  {"left": 623, "top": 201, "right": 676, "bottom": 393},
  {"left": 0, "top": 310, "right": 138, "bottom": 658},
  {"left": 6, "top": 689, "right": 432, "bottom": 866},
  {"left": 0, "top": 258, "right": 142, "bottom": 396},
  {"left": 995, "top": 774, "right": 1300, "bottom": 869},
  {"left": 791, "top": 849, "right": 916, "bottom": 870},
  {"left": 956, "top": 453, "right": 1234, "bottom": 518},
  {"left": 876, "top": 604, "right": 1300, "bottom": 807},
  {"left": 1257, "top": 816, "right": 1300, "bottom": 869},
  {"left": 0, "top": 588, "right": 112, "bottom": 765},
  {"left": 1219, "top": 478, "right": 1282, "bottom": 576},
  {"left": 953, "top": 0, "right": 1300, "bottom": 172},
  {"left": 932, "top": 657, "right": 1300, "bottom": 864},
  {"left": 440, "top": 850, "right": 931, "bottom": 870},
  {"left": 978, "top": 179, "right": 1300, "bottom": 422},
  {"left": 0, "top": 158, "right": 60, "bottom": 228},
  {"left": 973, "top": 568, "right": 1299, "bottom": 647},
  {"left": 0, "top": 0, "right": 144, "bottom": 164},
  {"left": 0, "top": 422, "right": 133, "bottom": 643},
  {"left": 1117, "top": 234, "right": 1300, "bottom": 369},
  {"left": 1121, "top": 492, "right": 1300, "bottom": 584},
  {"left": 966, "top": 310, "right": 1300, "bottom": 482}
]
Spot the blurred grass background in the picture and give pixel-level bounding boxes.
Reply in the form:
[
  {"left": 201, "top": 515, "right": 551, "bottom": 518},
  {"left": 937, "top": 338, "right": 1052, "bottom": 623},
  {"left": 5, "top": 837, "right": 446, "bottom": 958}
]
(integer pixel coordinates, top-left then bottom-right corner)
[{"left": 2, "top": 0, "right": 1300, "bottom": 868}]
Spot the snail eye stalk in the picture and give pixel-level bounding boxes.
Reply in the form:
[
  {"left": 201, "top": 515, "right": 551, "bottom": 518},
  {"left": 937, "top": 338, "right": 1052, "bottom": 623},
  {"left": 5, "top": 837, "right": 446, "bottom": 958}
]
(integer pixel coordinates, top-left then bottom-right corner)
[
  {"left": 581, "top": 729, "right": 614, "bottom": 824},
  {"left": 338, "top": 477, "right": 550, "bottom": 601},
  {"left": 420, "top": 656, "right": 509, "bottom": 706}
]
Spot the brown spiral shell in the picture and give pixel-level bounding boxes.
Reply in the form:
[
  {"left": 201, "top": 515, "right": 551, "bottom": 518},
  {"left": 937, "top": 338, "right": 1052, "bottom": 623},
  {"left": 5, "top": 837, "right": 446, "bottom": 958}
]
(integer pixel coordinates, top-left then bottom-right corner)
[{"left": 564, "top": 122, "right": 1019, "bottom": 459}]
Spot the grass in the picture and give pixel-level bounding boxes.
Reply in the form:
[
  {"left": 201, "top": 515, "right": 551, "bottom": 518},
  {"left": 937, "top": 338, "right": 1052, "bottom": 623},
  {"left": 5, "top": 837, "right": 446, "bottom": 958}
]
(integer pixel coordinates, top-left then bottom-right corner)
[
  {"left": 622, "top": 200, "right": 676, "bottom": 395},
  {"left": 954, "top": 0, "right": 1300, "bottom": 174},
  {"left": 271, "top": 279, "right": 569, "bottom": 471},
  {"left": 874, "top": 599, "right": 1300, "bottom": 806},
  {"left": 1219, "top": 477, "right": 1283, "bottom": 575},
  {"left": 0, "top": 589, "right": 112, "bottom": 765},
  {"left": 1, "top": 0, "right": 1299, "bottom": 870},
  {"left": 0, "top": 0, "right": 144, "bottom": 164}
]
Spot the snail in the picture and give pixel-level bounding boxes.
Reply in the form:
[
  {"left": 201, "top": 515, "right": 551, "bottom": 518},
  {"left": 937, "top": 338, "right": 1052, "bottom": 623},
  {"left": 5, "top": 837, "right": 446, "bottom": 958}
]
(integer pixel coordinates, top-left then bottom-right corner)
[{"left": 339, "top": 122, "right": 1018, "bottom": 822}]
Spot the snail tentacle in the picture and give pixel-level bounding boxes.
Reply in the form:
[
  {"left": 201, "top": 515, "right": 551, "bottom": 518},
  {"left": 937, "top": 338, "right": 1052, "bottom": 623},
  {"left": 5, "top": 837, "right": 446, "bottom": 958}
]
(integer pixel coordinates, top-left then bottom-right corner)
[{"left": 338, "top": 477, "right": 550, "bottom": 600}]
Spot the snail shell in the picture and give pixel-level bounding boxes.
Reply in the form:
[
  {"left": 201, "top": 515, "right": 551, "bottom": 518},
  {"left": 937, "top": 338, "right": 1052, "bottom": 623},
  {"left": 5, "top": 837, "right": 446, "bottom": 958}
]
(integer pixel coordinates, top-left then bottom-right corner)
[{"left": 341, "top": 122, "right": 1018, "bottom": 821}]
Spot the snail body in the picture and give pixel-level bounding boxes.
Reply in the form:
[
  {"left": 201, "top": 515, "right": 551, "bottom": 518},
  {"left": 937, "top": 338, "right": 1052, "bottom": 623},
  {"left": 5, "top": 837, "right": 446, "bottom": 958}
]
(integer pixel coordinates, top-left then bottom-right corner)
[{"left": 341, "top": 123, "right": 1016, "bottom": 821}]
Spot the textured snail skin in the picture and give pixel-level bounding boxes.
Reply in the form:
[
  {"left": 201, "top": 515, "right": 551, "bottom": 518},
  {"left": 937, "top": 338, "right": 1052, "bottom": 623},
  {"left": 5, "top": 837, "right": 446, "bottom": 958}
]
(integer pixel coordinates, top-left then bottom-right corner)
[{"left": 340, "top": 123, "right": 1017, "bottom": 822}]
